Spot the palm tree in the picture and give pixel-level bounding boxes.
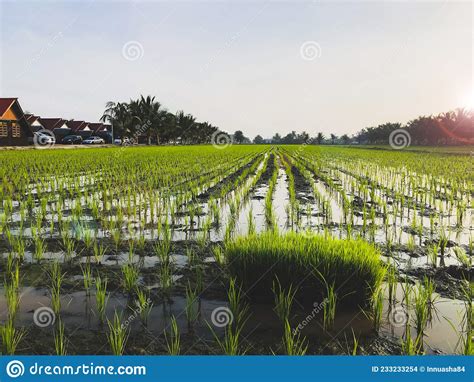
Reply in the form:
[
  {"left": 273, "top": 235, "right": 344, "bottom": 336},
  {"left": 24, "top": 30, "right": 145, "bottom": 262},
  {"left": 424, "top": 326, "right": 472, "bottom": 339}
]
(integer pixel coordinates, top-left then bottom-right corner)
[{"left": 316, "top": 132, "right": 325, "bottom": 145}]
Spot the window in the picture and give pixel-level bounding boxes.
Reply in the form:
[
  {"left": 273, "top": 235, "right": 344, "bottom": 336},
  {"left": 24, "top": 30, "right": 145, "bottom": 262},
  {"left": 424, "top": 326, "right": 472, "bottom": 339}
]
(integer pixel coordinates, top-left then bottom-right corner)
[
  {"left": 12, "top": 122, "right": 20, "bottom": 138},
  {"left": 0, "top": 122, "right": 7, "bottom": 137}
]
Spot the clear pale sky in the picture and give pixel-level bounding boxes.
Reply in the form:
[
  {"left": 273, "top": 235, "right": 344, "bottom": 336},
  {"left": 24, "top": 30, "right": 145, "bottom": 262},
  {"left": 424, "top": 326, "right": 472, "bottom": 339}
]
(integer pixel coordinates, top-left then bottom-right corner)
[{"left": 1, "top": 0, "right": 472, "bottom": 138}]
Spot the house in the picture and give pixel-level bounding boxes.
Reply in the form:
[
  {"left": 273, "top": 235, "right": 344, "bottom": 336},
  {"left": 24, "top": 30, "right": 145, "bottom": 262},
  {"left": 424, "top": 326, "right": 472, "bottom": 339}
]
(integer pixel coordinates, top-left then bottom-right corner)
[
  {"left": 0, "top": 98, "right": 33, "bottom": 146},
  {"left": 25, "top": 114, "right": 45, "bottom": 132},
  {"left": 39, "top": 118, "right": 71, "bottom": 143},
  {"left": 88, "top": 122, "right": 112, "bottom": 142},
  {"left": 66, "top": 120, "right": 93, "bottom": 140}
]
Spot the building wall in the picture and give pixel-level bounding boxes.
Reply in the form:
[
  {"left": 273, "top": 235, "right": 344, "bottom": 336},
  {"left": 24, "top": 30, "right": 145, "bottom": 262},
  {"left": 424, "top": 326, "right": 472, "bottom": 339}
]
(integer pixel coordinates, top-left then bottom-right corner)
[{"left": 0, "top": 120, "right": 30, "bottom": 146}]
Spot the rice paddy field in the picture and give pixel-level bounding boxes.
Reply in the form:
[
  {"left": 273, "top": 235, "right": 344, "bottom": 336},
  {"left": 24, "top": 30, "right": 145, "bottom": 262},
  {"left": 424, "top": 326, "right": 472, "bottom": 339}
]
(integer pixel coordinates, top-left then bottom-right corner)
[{"left": 0, "top": 145, "right": 472, "bottom": 356}]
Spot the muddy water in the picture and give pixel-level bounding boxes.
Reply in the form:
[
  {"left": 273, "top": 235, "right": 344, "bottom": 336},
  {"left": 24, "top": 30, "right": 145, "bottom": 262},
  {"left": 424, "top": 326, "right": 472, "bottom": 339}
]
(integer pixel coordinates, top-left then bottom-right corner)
[{"left": 1, "top": 155, "right": 472, "bottom": 355}]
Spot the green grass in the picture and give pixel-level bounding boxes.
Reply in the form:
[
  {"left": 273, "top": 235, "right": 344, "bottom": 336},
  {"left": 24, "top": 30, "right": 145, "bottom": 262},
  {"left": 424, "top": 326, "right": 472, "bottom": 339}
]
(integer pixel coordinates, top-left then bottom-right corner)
[{"left": 225, "top": 232, "right": 385, "bottom": 306}]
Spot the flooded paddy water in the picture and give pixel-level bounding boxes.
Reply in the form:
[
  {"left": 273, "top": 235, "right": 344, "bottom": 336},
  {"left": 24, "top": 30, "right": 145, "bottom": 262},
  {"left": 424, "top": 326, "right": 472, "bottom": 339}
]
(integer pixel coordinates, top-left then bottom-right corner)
[{"left": 0, "top": 145, "right": 472, "bottom": 355}]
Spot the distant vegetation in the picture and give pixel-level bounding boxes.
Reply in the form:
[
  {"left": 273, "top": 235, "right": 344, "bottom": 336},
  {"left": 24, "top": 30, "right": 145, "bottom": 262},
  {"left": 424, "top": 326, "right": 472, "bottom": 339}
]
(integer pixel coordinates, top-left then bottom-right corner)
[{"left": 102, "top": 96, "right": 473, "bottom": 146}]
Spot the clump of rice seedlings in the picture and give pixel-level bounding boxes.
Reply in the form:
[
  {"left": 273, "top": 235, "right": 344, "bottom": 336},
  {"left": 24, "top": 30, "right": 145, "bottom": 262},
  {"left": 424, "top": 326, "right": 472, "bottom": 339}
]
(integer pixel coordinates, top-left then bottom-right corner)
[
  {"left": 122, "top": 264, "right": 139, "bottom": 294},
  {"left": 154, "top": 238, "right": 171, "bottom": 266},
  {"left": 209, "top": 317, "right": 247, "bottom": 355},
  {"left": 185, "top": 282, "right": 199, "bottom": 330},
  {"left": 82, "top": 230, "right": 94, "bottom": 253},
  {"left": 134, "top": 288, "right": 152, "bottom": 326},
  {"left": 54, "top": 319, "right": 67, "bottom": 355},
  {"left": 5, "top": 282, "right": 20, "bottom": 320},
  {"left": 281, "top": 319, "right": 308, "bottom": 355},
  {"left": 401, "top": 324, "right": 423, "bottom": 355},
  {"left": 320, "top": 277, "right": 337, "bottom": 331},
  {"left": 107, "top": 311, "right": 129, "bottom": 355},
  {"left": 160, "top": 261, "right": 173, "bottom": 299},
  {"left": 136, "top": 235, "right": 146, "bottom": 255},
  {"left": 194, "top": 265, "right": 204, "bottom": 295},
  {"left": 63, "top": 236, "right": 76, "bottom": 262},
  {"left": 212, "top": 245, "right": 224, "bottom": 266},
  {"left": 49, "top": 261, "right": 65, "bottom": 315},
  {"left": 111, "top": 228, "right": 122, "bottom": 254},
  {"left": 454, "top": 247, "right": 471, "bottom": 268},
  {"left": 227, "top": 278, "right": 248, "bottom": 325},
  {"left": 12, "top": 236, "right": 26, "bottom": 262},
  {"left": 438, "top": 228, "right": 449, "bottom": 258},
  {"left": 80, "top": 262, "right": 93, "bottom": 296},
  {"left": 272, "top": 277, "right": 297, "bottom": 323},
  {"left": 33, "top": 236, "right": 46, "bottom": 263},
  {"left": 422, "top": 277, "right": 437, "bottom": 320},
  {"left": 95, "top": 275, "right": 108, "bottom": 322},
  {"left": 93, "top": 242, "right": 107, "bottom": 264},
  {"left": 412, "top": 282, "right": 429, "bottom": 336},
  {"left": 370, "top": 286, "right": 384, "bottom": 332},
  {"left": 185, "top": 246, "right": 196, "bottom": 266},
  {"left": 428, "top": 243, "right": 439, "bottom": 268},
  {"left": 164, "top": 316, "right": 180, "bottom": 355},
  {"left": 0, "top": 319, "right": 24, "bottom": 354},
  {"left": 225, "top": 232, "right": 385, "bottom": 307}
]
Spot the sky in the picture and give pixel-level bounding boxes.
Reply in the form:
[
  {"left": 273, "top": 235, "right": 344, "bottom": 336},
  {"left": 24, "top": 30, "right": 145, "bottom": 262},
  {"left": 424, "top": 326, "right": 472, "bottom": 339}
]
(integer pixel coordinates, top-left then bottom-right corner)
[{"left": 0, "top": 0, "right": 472, "bottom": 139}]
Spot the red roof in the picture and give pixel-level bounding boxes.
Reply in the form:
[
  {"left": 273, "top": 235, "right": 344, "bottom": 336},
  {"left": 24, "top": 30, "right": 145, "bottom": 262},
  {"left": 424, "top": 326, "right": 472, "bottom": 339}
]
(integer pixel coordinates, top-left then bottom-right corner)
[
  {"left": 66, "top": 120, "right": 89, "bottom": 131},
  {"left": 0, "top": 98, "right": 17, "bottom": 118},
  {"left": 25, "top": 114, "right": 40, "bottom": 124},
  {"left": 87, "top": 122, "right": 104, "bottom": 132},
  {"left": 39, "top": 118, "right": 67, "bottom": 131}
]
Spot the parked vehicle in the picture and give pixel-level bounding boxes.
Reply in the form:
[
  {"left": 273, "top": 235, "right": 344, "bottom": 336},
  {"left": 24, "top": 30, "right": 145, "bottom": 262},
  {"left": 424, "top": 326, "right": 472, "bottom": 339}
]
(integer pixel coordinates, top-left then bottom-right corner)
[
  {"left": 33, "top": 131, "right": 56, "bottom": 146},
  {"left": 62, "top": 135, "right": 83, "bottom": 144},
  {"left": 83, "top": 136, "right": 105, "bottom": 144}
]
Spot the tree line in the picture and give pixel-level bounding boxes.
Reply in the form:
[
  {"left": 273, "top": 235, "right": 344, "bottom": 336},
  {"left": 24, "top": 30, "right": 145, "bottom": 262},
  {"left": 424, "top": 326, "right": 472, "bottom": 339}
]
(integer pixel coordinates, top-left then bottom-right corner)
[
  {"left": 100, "top": 95, "right": 220, "bottom": 144},
  {"left": 255, "top": 108, "right": 473, "bottom": 145},
  {"left": 101, "top": 96, "right": 473, "bottom": 146}
]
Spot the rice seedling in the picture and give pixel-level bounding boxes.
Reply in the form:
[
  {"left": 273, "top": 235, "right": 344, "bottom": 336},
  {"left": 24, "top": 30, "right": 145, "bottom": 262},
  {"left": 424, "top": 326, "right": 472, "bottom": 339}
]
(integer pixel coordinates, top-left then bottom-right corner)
[
  {"left": 93, "top": 242, "right": 107, "bottom": 264},
  {"left": 401, "top": 323, "right": 423, "bottom": 355},
  {"left": 95, "top": 275, "right": 108, "bottom": 322},
  {"left": 160, "top": 261, "right": 174, "bottom": 298},
  {"left": 370, "top": 286, "right": 384, "bottom": 332},
  {"left": 107, "top": 311, "right": 129, "bottom": 355},
  {"left": 164, "top": 316, "right": 180, "bottom": 355},
  {"left": 0, "top": 319, "right": 24, "bottom": 355},
  {"left": 281, "top": 319, "right": 308, "bottom": 355},
  {"left": 48, "top": 261, "right": 65, "bottom": 315},
  {"left": 33, "top": 236, "right": 46, "bottom": 263},
  {"left": 54, "top": 319, "right": 67, "bottom": 355},
  {"left": 272, "top": 277, "right": 297, "bottom": 323},
  {"left": 212, "top": 245, "right": 224, "bottom": 266},
  {"left": 80, "top": 262, "right": 93, "bottom": 296},
  {"left": 5, "top": 282, "right": 20, "bottom": 320},
  {"left": 134, "top": 288, "right": 152, "bottom": 325},
  {"left": 185, "top": 282, "right": 199, "bottom": 329},
  {"left": 122, "top": 264, "right": 140, "bottom": 294},
  {"left": 412, "top": 282, "right": 429, "bottom": 336}
]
